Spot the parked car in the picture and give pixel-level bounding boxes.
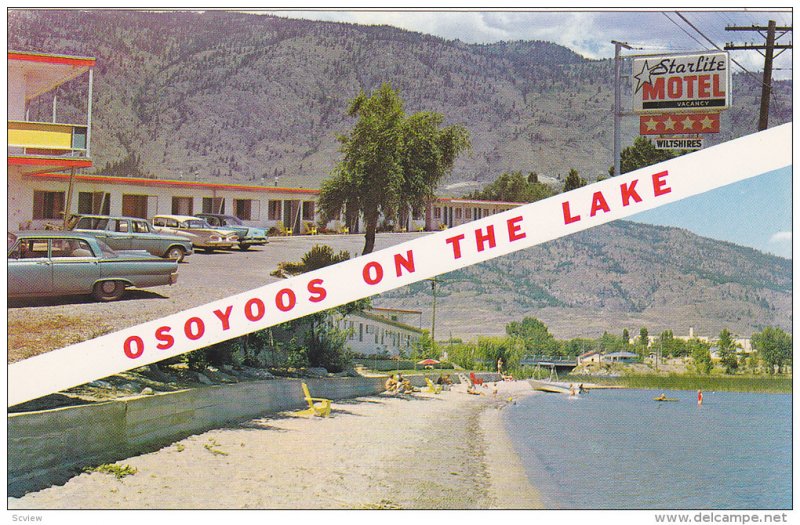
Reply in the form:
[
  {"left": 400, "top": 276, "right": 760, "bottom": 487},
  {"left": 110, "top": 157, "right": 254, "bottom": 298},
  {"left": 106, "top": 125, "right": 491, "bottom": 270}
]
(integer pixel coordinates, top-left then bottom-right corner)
[
  {"left": 152, "top": 214, "right": 238, "bottom": 252},
  {"left": 69, "top": 214, "right": 194, "bottom": 262},
  {"left": 8, "top": 232, "right": 178, "bottom": 302},
  {"left": 196, "top": 213, "right": 268, "bottom": 251}
]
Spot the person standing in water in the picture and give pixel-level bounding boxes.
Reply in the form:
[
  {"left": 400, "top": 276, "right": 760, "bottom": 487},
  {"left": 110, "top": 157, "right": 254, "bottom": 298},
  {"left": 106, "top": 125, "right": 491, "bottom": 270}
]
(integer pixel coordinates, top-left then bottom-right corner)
[{"left": 697, "top": 390, "right": 704, "bottom": 405}]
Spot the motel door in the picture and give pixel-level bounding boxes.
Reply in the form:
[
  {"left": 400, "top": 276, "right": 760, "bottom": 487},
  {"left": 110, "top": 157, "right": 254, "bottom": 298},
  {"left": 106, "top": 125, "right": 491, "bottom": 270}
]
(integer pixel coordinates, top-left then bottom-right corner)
[{"left": 283, "top": 200, "right": 301, "bottom": 232}]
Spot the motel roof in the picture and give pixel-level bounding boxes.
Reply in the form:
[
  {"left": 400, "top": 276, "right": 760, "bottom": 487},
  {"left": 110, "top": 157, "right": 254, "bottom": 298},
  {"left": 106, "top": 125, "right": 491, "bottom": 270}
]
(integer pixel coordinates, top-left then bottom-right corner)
[
  {"left": 436, "top": 197, "right": 526, "bottom": 207},
  {"left": 9, "top": 50, "right": 96, "bottom": 102},
  {"left": 26, "top": 172, "right": 321, "bottom": 196}
]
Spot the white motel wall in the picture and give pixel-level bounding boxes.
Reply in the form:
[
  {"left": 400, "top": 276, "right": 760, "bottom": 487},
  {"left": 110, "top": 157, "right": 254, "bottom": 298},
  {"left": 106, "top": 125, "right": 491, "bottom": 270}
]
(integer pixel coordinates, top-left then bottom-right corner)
[
  {"left": 339, "top": 309, "right": 425, "bottom": 357},
  {"left": 10, "top": 172, "right": 524, "bottom": 233}
]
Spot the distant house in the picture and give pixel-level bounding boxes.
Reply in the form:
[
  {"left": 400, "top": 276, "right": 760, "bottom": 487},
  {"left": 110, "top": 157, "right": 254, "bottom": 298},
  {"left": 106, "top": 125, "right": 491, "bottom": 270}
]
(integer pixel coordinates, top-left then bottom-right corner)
[
  {"left": 602, "top": 351, "right": 638, "bottom": 364},
  {"left": 578, "top": 350, "right": 602, "bottom": 365}
]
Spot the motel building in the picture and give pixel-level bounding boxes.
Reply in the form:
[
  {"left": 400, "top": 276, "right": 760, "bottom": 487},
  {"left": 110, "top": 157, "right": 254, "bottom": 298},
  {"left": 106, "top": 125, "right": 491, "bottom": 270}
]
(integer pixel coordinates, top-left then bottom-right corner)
[
  {"left": 8, "top": 51, "right": 96, "bottom": 229},
  {"left": 8, "top": 51, "right": 524, "bottom": 234},
  {"left": 338, "top": 308, "right": 425, "bottom": 358}
]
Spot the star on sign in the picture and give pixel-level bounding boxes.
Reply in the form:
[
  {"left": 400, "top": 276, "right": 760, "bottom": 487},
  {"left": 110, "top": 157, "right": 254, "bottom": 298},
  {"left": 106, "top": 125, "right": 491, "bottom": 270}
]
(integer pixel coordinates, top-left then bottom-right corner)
[
  {"left": 663, "top": 117, "right": 676, "bottom": 131},
  {"left": 681, "top": 116, "right": 696, "bottom": 130},
  {"left": 644, "top": 118, "right": 658, "bottom": 131},
  {"left": 633, "top": 60, "right": 654, "bottom": 94},
  {"left": 700, "top": 115, "right": 715, "bottom": 129}
]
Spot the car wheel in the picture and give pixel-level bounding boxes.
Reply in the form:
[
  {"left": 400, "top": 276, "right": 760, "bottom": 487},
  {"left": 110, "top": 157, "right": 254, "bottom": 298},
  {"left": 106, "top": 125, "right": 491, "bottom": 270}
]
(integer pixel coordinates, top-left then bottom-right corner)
[
  {"left": 166, "top": 246, "right": 185, "bottom": 262},
  {"left": 92, "top": 280, "right": 126, "bottom": 302},
  {"left": 238, "top": 243, "right": 250, "bottom": 251}
]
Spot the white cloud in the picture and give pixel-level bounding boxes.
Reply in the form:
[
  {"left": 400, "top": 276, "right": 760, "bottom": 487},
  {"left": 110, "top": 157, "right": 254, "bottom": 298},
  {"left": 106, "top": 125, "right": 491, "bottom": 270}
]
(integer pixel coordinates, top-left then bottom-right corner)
[
  {"left": 769, "top": 231, "right": 792, "bottom": 244},
  {"left": 261, "top": 9, "right": 792, "bottom": 76}
]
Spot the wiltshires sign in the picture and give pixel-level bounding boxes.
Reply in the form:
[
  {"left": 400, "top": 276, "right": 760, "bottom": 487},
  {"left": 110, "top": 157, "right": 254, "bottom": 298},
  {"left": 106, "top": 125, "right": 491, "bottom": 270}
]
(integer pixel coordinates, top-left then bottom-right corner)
[
  {"left": 7, "top": 124, "right": 791, "bottom": 407},
  {"left": 633, "top": 51, "right": 731, "bottom": 112}
]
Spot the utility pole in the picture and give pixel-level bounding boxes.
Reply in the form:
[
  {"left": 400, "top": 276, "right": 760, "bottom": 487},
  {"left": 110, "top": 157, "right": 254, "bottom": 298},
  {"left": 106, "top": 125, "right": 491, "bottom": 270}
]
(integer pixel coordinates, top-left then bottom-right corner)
[
  {"left": 725, "top": 21, "right": 792, "bottom": 130},
  {"left": 429, "top": 277, "right": 437, "bottom": 355},
  {"left": 612, "top": 40, "right": 633, "bottom": 176}
]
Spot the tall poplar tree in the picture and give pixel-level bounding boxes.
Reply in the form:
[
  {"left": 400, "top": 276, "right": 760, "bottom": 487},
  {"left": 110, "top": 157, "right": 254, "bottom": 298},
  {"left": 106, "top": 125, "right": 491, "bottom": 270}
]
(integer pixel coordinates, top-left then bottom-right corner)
[{"left": 319, "top": 83, "right": 470, "bottom": 254}]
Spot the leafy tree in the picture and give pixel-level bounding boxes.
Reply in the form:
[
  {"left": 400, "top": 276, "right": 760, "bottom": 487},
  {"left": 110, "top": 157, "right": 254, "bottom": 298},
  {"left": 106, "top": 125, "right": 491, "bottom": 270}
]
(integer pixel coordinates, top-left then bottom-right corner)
[
  {"left": 717, "top": 328, "right": 739, "bottom": 374},
  {"left": 752, "top": 326, "right": 792, "bottom": 374},
  {"left": 319, "top": 83, "right": 470, "bottom": 254},
  {"left": 505, "top": 317, "right": 559, "bottom": 355},
  {"left": 467, "top": 171, "right": 553, "bottom": 203},
  {"left": 268, "top": 245, "right": 372, "bottom": 371},
  {"left": 598, "top": 331, "right": 627, "bottom": 353},
  {"left": 610, "top": 136, "right": 683, "bottom": 176},
  {"left": 562, "top": 338, "right": 596, "bottom": 357},
  {"left": 411, "top": 331, "right": 435, "bottom": 362},
  {"left": 562, "top": 168, "right": 586, "bottom": 192},
  {"left": 477, "top": 336, "right": 525, "bottom": 372},
  {"left": 689, "top": 339, "right": 712, "bottom": 374},
  {"left": 636, "top": 327, "right": 649, "bottom": 356},
  {"left": 622, "top": 328, "right": 630, "bottom": 345}
]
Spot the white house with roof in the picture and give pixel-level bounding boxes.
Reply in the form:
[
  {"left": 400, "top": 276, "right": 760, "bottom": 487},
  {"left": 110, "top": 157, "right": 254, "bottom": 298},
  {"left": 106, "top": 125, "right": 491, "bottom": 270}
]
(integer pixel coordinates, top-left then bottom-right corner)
[{"left": 337, "top": 308, "right": 425, "bottom": 357}]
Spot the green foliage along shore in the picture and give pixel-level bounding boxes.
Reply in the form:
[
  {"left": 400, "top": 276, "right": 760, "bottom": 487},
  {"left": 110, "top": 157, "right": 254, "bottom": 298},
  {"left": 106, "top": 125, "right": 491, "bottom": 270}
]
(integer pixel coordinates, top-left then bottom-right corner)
[{"left": 567, "top": 373, "right": 791, "bottom": 394}]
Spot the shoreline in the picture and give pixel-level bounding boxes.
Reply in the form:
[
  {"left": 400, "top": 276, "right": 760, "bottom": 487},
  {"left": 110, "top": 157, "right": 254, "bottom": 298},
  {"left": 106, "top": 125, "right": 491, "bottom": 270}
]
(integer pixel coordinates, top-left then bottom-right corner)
[
  {"left": 479, "top": 389, "right": 543, "bottom": 509},
  {"left": 9, "top": 380, "right": 543, "bottom": 510}
]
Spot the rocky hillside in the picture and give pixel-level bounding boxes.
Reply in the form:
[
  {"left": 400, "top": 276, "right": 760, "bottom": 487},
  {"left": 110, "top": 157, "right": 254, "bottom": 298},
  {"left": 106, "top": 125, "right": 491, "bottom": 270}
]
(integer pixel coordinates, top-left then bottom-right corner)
[
  {"left": 378, "top": 221, "right": 791, "bottom": 340},
  {"left": 8, "top": 10, "right": 793, "bottom": 192}
]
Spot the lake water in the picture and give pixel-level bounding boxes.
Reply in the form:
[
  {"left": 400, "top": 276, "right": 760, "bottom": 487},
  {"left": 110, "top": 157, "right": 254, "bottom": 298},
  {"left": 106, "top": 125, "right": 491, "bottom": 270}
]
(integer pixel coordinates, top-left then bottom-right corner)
[{"left": 504, "top": 388, "right": 791, "bottom": 509}]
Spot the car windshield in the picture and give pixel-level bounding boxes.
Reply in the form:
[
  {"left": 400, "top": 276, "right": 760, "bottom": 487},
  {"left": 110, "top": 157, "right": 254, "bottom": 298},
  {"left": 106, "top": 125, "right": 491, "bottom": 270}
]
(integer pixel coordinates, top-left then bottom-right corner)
[
  {"left": 95, "top": 238, "right": 118, "bottom": 258},
  {"left": 184, "top": 219, "right": 212, "bottom": 229},
  {"left": 75, "top": 217, "right": 109, "bottom": 230},
  {"left": 224, "top": 216, "right": 244, "bottom": 225}
]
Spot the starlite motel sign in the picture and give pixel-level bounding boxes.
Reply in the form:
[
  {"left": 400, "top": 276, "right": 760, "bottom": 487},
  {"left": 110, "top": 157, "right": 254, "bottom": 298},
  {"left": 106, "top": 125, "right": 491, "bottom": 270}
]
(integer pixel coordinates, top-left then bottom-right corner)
[{"left": 633, "top": 51, "right": 731, "bottom": 113}]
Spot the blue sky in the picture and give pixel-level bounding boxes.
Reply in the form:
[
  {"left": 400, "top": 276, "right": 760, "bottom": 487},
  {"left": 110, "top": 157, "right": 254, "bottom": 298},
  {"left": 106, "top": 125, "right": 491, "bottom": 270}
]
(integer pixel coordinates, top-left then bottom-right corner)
[{"left": 630, "top": 166, "right": 792, "bottom": 259}]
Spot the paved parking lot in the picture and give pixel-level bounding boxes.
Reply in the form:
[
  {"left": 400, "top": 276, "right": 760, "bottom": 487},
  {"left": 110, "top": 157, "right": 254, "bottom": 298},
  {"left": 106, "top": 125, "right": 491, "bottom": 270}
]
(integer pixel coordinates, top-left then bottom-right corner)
[{"left": 8, "top": 232, "right": 427, "bottom": 362}]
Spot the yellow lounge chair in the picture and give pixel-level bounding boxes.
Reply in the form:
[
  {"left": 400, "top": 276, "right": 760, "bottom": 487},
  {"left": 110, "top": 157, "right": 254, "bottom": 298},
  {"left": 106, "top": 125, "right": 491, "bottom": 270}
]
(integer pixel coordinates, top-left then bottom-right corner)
[
  {"left": 424, "top": 377, "right": 442, "bottom": 394},
  {"left": 297, "top": 382, "right": 332, "bottom": 417}
]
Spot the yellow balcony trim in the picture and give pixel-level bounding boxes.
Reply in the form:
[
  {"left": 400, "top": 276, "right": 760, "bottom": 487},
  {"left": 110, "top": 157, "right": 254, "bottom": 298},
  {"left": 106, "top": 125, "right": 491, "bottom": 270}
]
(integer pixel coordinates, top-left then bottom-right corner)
[{"left": 8, "top": 120, "right": 87, "bottom": 152}]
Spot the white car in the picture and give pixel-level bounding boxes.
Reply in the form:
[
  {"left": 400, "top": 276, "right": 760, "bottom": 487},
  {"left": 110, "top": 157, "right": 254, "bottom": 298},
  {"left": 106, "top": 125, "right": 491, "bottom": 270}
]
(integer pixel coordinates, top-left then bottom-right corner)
[{"left": 152, "top": 215, "right": 238, "bottom": 253}]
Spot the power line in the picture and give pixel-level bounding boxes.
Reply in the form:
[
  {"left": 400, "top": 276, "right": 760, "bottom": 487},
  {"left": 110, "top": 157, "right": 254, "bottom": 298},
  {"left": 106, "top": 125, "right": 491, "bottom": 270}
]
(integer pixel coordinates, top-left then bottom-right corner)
[
  {"left": 662, "top": 12, "right": 708, "bottom": 49},
  {"left": 675, "top": 11, "right": 786, "bottom": 119},
  {"left": 725, "top": 20, "right": 792, "bottom": 130}
]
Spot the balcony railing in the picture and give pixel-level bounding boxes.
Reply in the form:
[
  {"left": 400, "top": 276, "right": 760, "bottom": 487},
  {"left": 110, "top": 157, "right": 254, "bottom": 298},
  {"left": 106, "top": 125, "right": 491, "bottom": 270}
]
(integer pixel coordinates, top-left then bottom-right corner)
[{"left": 8, "top": 120, "right": 88, "bottom": 156}]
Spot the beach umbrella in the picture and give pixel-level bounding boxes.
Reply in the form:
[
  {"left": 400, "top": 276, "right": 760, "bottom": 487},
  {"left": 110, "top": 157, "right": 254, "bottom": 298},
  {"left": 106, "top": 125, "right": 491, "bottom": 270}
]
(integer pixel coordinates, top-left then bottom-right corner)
[{"left": 417, "top": 358, "right": 440, "bottom": 366}]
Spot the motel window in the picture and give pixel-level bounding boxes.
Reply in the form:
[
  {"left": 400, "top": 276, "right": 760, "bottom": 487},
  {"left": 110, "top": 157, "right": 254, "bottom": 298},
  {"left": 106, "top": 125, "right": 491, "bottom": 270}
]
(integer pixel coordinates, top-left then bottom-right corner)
[
  {"left": 32, "top": 191, "right": 65, "bottom": 220},
  {"left": 77, "top": 192, "right": 110, "bottom": 215},
  {"left": 172, "top": 196, "right": 194, "bottom": 216},
  {"left": 359, "top": 323, "right": 364, "bottom": 342},
  {"left": 302, "top": 201, "right": 315, "bottom": 221},
  {"left": 234, "top": 199, "right": 259, "bottom": 221},
  {"left": 122, "top": 195, "right": 151, "bottom": 219},
  {"left": 455, "top": 208, "right": 462, "bottom": 220},
  {"left": 412, "top": 209, "right": 423, "bottom": 221},
  {"left": 433, "top": 207, "right": 441, "bottom": 219},
  {"left": 202, "top": 197, "right": 225, "bottom": 214},
  {"left": 268, "top": 200, "right": 282, "bottom": 220}
]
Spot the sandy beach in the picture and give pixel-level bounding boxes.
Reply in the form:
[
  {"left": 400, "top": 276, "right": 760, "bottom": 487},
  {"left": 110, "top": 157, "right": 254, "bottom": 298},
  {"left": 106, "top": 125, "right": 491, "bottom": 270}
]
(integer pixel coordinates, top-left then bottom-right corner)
[{"left": 8, "top": 380, "right": 542, "bottom": 510}]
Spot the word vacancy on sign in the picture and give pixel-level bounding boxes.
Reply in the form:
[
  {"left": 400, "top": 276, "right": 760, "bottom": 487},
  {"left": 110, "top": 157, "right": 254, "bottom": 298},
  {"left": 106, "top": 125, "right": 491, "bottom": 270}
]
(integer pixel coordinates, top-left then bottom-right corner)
[
  {"left": 633, "top": 51, "right": 731, "bottom": 112},
  {"left": 7, "top": 124, "right": 792, "bottom": 407}
]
